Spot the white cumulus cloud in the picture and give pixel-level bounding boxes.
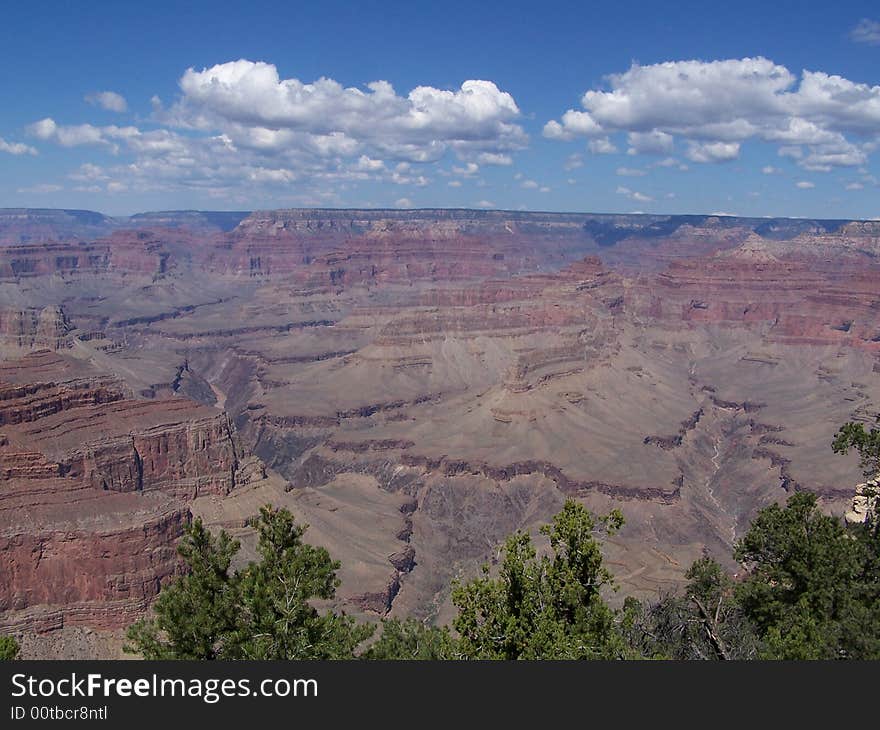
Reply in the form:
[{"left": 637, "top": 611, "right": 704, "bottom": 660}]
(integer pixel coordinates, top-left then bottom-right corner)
[
  {"left": 685, "top": 141, "right": 740, "bottom": 163},
  {"left": 627, "top": 131, "right": 674, "bottom": 156},
  {"left": 588, "top": 137, "right": 617, "bottom": 154},
  {"left": 616, "top": 185, "right": 653, "bottom": 202},
  {"left": 452, "top": 162, "right": 479, "bottom": 177},
  {"left": 85, "top": 91, "right": 128, "bottom": 112},
  {"left": 545, "top": 57, "right": 880, "bottom": 170},
  {"left": 170, "top": 60, "right": 526, "bottom": 163},
  {"left": 851, "top": 19, "right": 880, "bottom": 45},
  {"left": 564, "top": 153, "right": 584, "bottom": 170},
  {"left": 653, "top": 157, "right": 688, "bottom": 171},
  {"left": 27, "top": 118, "right": 139, "bottom": 151},
  {"left": 475, "top": 152, "right": 512, "bottom": 165},
  {"left": 26, "top": 60, "right": 528, "bottom": 201},
  {"left": 0, "top": 137, "right": 37, "bottom": 155}
]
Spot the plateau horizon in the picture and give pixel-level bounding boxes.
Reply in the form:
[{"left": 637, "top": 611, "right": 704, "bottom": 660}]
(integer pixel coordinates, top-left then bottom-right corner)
[{"left": 0, "top": 206, "right": 877, "bottom": 224}]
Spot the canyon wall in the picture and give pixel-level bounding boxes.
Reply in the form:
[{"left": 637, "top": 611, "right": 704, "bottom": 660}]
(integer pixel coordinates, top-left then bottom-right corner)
[
  {"left": 1, "top": 208, "right": 878, "bottom": 651},
  {"left": 0, "top": 351, "right": 249, "bottom": 632}
]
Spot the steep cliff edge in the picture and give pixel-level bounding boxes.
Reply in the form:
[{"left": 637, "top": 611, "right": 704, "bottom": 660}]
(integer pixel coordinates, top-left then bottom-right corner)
[
  {"left": 0, "top": 351, "right": 254, "bottom": 633},
  {"left": 0, "top": 306, "right": 71, "bottom": 353}
]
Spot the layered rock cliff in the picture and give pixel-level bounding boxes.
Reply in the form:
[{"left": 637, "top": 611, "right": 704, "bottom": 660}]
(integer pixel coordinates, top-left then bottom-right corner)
[
  {"left": 1, "top": 208, "right": 878, "bottom": 649},
  {"left": 0, "top": 306, "right": 71, "bottom": 352},
  {"left": 0, "top": 351, "right": 251, "bottom": 632}
]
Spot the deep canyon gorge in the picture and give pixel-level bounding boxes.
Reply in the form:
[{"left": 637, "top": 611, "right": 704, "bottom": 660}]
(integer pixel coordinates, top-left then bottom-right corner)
[{"left": 1, "top": 206, "right": 877, "bottom": 657}]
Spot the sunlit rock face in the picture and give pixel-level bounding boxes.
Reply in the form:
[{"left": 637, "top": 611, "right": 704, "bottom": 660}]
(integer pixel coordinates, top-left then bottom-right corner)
[{"left": 845, "top": 478, "right": 878, "bottom": 525}]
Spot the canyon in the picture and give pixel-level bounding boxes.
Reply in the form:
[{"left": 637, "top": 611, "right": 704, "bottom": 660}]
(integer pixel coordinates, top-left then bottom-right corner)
[{"left": 0, "top": 207, "right": 877, "bottom": 657}]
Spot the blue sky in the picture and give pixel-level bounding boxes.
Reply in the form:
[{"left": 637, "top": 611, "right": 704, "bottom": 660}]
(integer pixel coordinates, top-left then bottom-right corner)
[{"left": 1, "top": 0, "right": 879, "bottom": 217}]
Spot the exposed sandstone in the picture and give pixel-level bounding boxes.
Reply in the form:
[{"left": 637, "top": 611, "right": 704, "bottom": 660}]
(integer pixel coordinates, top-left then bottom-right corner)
[
  {"left": 0, "top": 499, "right": 188, "bottom": 631},
  {"left": 0, "top": 353, "right": 250, "bottom": 633},
  {"left": 845, "top": 478, "right": 878, "bottom": 525},
  {"left": 0, "top": 306, "right": 71, "bottom": 353}
]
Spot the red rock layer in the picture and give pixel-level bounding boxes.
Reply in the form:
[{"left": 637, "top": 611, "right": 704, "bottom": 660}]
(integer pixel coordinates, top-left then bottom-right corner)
[
  {"left": 0, "top": 352, "right": 245, "bottom": 631},
  {"left": 626, "top": 247, "right": 880, "bottom": 350},
  {"left": 196, "top": 210, "right": 599, "bottom": 283},
  {"left": 0, "top": 498, "right": 188, "bottom": 631},
  {"left": 0, "top": 229, "right": 199, "bottom": 281},
  {"left": 0, "top": 306, "right": 71, "bottom": 352}
]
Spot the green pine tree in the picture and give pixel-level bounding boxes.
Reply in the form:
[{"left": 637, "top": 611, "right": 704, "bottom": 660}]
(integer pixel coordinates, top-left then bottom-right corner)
[
  {"left": 125, "top": 517, "right": 239, "bottom": 659},
  {"left": 125, "top": 506, "right": 373, "bottom": 659},
  {"left": 735, "top": 491, "right": 880, "bottom": 659},
  {"left": 0, "top": 635, "right": 20, "bottom": 660},
  {"left": 360, "top": 618, "right": 455, "bottom": 660},
  {"left": 623, "top": 557, "right": 760, "bottom": 660},
  {"left": 451, "top": 499, "right": 632, "bottom": 659},
  {"left": 225, "top": 506, "right": 372, "bottom": 659}
]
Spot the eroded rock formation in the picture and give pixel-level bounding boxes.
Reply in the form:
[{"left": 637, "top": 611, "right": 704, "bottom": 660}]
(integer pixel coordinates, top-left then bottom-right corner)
[
  {"left": 0, "top": 351, "right": 249, "bottom": 633},
  {"left": 1, "top": 207, "right": 878, "bottom": 654}
]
